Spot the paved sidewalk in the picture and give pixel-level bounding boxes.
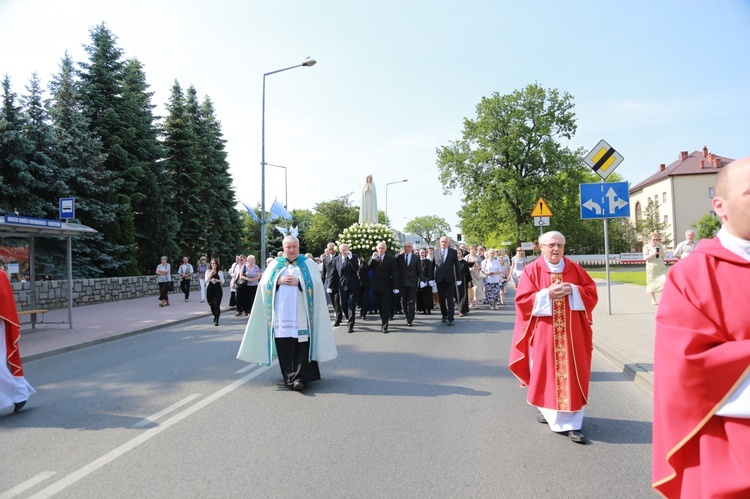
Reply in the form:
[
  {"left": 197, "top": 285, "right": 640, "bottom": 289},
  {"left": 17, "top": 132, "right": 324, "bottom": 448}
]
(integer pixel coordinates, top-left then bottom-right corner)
[{"left": 17, "top": 280, "right": 656, "bottom": 393}]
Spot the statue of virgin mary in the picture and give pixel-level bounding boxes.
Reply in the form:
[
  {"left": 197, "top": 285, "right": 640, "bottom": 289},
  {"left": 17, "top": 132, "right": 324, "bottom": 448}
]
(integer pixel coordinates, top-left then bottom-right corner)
[{"left": 359, "top": 174, "right": 378, "bottom": 225}]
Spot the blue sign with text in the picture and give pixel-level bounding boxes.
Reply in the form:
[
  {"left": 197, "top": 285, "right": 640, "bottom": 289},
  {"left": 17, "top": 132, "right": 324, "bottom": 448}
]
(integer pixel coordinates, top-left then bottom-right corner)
[
  {"left": 579, "top": 182, "right": 630, "bottom": 219},
  {"left": 60, "top": 198, "right": 75, "bottom": 219}
]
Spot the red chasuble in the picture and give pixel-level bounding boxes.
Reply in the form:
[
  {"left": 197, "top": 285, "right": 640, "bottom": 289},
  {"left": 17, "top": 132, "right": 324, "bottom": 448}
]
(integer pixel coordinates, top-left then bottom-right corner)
[
  {"left": 508, "top": 257, "right": 598, "bottom": 412},
  {"left": 1, "top": 271, "right": 24, "bottom": 377},
  {"left": 653, "top": 237, "right": 750, "bottom": 498}
]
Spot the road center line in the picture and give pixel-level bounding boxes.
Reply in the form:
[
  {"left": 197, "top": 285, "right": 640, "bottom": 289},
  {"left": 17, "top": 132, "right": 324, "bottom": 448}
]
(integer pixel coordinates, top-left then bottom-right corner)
[
  {"left": 29, "top": 363, "right": 274, "bottom": 499},
  {"left": 132, "top": 394, "right": 202, "bottom": 428},
  {"left": 0, "top": 471, "right": 57, "bottom": 499}
]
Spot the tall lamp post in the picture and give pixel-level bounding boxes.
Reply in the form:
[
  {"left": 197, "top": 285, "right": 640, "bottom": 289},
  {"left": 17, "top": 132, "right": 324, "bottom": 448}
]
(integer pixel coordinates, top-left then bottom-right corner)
[
  {"left": 261, "top": 58, "right": 316, "bottom": 269},
  {"left": 385, "top": 179, "right": 408, "bottom": 226}
]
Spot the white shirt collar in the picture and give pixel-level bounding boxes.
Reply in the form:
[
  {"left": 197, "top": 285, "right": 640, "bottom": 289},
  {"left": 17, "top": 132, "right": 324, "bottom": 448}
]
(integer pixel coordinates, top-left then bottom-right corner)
[
  {"left": 543, "top": 255, "right": 566, "bottom": 273},
  {"left": 717, "top": 227, "right": 750, "bottom": 262}
]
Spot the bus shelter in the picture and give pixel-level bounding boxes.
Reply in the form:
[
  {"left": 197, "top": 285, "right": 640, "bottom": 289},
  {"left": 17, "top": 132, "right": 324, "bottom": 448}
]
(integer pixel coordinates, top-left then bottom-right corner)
[{"left": 0, "top": 215, "right": 98, "bottom": 329}]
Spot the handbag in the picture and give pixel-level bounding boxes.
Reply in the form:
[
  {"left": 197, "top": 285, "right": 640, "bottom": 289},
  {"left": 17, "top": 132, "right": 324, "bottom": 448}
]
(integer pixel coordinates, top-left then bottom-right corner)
[
  {"left": 167, "top": 281, "right": 174, "bottom": 292},
  {"left": 229, "top": 291, "right": 236, "bottom": 307}
]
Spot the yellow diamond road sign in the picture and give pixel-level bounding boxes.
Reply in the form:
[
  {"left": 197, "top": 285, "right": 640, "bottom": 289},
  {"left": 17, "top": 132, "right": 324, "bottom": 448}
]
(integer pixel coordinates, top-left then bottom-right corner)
[
  {"left": 531, "top": 198, "right": 552, "bottom": 217},
  {"left": 584, "top": 139, "right": 624, "bottom": 180}
]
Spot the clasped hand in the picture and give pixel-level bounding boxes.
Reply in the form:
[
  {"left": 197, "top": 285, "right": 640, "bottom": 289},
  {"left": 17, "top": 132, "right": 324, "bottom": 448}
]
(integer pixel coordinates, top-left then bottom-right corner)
[
  {"left": 280, "top": 275, "right": 299, "bottom": 286},
  {"left": 548, "top": 280, "right": 572, "bottom": 299}
]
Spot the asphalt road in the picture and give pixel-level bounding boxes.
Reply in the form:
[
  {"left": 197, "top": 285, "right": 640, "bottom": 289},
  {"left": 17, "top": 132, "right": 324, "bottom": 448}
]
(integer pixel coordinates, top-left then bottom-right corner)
[{"left": 1, "top": 304, "right": 654, "bottom": 498}]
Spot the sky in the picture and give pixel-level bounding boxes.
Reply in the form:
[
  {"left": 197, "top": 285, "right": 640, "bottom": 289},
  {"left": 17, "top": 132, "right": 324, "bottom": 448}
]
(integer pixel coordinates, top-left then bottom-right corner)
[{"left": 1, "top": 0, "right": 749, "bottom": 237}]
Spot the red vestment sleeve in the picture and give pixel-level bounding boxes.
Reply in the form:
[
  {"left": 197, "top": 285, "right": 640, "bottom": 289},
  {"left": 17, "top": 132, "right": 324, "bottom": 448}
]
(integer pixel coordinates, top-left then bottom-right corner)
[{"left": 653, "top": 238, "right": 750, "bottom": 498}]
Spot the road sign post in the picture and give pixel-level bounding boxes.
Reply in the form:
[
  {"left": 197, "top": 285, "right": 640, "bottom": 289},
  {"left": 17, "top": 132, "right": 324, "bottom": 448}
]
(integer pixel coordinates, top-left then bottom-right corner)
[{"left": 582, "top": 140, "right": 627, "bottom": 315}]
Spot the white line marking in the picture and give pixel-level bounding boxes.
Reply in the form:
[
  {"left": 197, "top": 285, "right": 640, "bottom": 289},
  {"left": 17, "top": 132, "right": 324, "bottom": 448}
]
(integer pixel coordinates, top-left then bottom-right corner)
[
  {"left": 0, "top": 471, "right": 57, "bottom": 499},
  {"left": 132, "top": 394, "right": 202, "bottom": 428},
  {"left": 29, "top": 363, "right": 274, "bottom": 499}
]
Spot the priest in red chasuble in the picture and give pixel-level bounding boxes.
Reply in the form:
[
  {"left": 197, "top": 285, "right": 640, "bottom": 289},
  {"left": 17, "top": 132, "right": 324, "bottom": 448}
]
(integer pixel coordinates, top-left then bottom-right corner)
[
  {"left": 509, "top": 230, "right": 598, "bottom": 444},
  {"left": 1, "top": 270, "right": 35, "bottom": 415},
  {"left": 653, "top": 156, "right": 750, "bottom": 498}
]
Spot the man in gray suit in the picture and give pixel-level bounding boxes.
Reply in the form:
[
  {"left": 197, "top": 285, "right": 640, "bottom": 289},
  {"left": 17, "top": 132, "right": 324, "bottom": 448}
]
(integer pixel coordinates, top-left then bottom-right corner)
[{"left": 429, "top": 236, "right": 462, "bottom": 326}]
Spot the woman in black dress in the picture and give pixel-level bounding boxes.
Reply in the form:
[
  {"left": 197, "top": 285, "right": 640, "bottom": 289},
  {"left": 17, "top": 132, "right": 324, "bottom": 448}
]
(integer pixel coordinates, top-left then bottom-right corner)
[
  {"left": 455, "top": 248, "right": 472, "bottom": 317},
  {"left": 205, "top": 258, "right": 224, "bottom": 326},
  {"left": 416, "top": 249, "right": 433, "bottom": 314}
]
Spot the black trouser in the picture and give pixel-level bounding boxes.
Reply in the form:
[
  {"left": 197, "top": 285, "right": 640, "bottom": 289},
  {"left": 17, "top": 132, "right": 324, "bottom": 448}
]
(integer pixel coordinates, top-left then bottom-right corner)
[
  {"left": 437, "top": 280, "right": 455, "bottom": 321},
  {"left": 373, "top": 290, "right": 392, "bottom": 326},
  {"left": 339, "top": 288, "right": 357, "bottom": 326},
  {"left": 180, "top": 278, "right": 191, "bottom": 299},
  {"left": 158, "top": 282, "right": 170, "bottom": 302},
  {"left": 357, "top": 285, "right": 370, "bottom": 318},
  {"left": 236, "top": 285, "right": 254, "bottom": 314},
  {"left": 331, "top": 289, "right": 342, "bottom": 321},
  {"left": 456, "top": 282, "right": 469, "bottom": 314},
  {"left": 207, "top": 283, "right": 223, "bottom": 323},
  {"left": 275, "top": 337, "right": 321, "bottom": 387},
  {"left": 401, "top": 285, "right": 417, "bottom": 324}
]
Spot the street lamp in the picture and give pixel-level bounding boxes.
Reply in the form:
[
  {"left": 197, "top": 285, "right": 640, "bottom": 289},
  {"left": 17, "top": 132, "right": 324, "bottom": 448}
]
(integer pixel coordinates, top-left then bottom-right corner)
[
  {"left": 265, "top": 163, "right": 288, "bottom": 209},
  {"left": 261, "top": 57, "right": 316, "bottom": 269},
  {"left": 385, "top": 179, "right": 408, "bottom": 226}
]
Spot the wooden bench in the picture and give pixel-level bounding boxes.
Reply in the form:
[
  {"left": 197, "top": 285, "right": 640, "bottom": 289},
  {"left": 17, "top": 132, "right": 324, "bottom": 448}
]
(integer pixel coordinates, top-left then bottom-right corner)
[{"left": 18, "top": 309, "right": 48, "bottom": 329}]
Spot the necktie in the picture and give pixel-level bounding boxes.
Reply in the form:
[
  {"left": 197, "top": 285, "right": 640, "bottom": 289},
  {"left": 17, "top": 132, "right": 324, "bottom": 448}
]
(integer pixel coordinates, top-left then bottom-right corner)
[
  {"left": 407, "top": 254, "right": 411, "bottom": 266},
  {"left": 442, "top": 250, "right": 447, "bottom": 262},
  {"left": 379, "top": 255, "right": 383, "bottom": 265}
]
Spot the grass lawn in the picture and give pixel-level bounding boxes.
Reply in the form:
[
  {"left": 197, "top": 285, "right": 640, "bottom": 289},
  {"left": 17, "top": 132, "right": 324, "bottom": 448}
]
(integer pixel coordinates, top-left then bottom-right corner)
[{"left": 586, "top": 270, "right": 647, "bottom": 286}]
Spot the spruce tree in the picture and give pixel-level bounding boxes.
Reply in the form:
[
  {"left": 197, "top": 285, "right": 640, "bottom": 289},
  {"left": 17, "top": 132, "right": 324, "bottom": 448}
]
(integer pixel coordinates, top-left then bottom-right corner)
[
  {"left": 163, "top": 81, "right": 204, "bottom": 262},
  {"left": 121, "top": 58, "right": 179, "bottom": 273},
  {"left": 47, "top": 52, "right": 111, "bottom": 278},
  {"left": 21, "top": 73, "right": 59, "bottom": 218},
  {"left": 0, "top": 75, "right": 36, "bottom": 216},
  {"left": 194, "top": 93, "right": 243, "bottom": 264},
  {"left": 78, "top": 23, "right": 138, "bottom": 276}
]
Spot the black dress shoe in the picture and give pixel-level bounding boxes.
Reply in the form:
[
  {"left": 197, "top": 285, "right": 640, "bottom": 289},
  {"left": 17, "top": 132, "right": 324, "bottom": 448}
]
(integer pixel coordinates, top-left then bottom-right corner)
[
  {"left": 292, "top": 381, "right": 306, "bottom": 392},
  {"left": 536, "top": 412, "right": 547, "bottom": 424},
  {"left": 427, "top": 310, "right": 431, "bottom": 315},
  {"left": 382, "top": 325, "right": 388, "bottom": 333},
  {"left": 334, "top": 320, "right": 341, "bottom": 327},
  {"left": 441, "top": 317, "right": 447, "bottom": 323},
  {"left": 13, "top": 400, "right": 27, "bottom": 413},
  {"left": 348, "top": 324, "right": 354, "bottom": 333},
  {"left": 567, "top": 430, "right": 586, "bottom": 443},
  {"left": 407, "top": 322, "right": 413, "bottom": 327},
  {"left": 447, "top": 319, "right": 454, "bottom": 326}
]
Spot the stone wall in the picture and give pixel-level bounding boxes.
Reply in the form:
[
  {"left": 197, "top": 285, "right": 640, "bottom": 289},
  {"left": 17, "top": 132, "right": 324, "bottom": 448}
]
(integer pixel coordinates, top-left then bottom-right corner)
[{"left": 11, "top": 274, "right": 227, "bottom": 311}]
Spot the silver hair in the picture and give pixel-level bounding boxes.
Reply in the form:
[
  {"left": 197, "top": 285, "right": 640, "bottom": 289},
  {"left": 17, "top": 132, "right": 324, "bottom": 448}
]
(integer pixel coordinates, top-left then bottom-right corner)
[
  {"left": 538, "top": 230, "right": 566, "bottom": 246},
  {"left": 283, "top": 235, "right": 300, "bottom": 245}
]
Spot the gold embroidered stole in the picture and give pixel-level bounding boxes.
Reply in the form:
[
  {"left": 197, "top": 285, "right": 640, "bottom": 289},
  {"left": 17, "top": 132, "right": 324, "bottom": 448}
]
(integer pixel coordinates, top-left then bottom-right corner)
[{"left": 551, "top": 271, "right": 570, "bottom": 411}]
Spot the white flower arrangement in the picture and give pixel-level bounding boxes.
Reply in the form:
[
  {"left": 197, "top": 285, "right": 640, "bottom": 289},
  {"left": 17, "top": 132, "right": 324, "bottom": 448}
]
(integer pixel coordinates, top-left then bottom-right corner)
[{"left": 336, "top": 222, "right": 401, "bottom": 255}]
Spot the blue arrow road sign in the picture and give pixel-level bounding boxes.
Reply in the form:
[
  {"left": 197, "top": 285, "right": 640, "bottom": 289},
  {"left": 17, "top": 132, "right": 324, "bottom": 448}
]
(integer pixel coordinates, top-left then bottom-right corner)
[{"left": 579, "top": 182, "right": 630, "bottom": 219}]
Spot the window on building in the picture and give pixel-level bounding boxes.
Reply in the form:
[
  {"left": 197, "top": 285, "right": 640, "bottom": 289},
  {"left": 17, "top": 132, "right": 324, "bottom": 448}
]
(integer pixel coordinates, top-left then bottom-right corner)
[
  {"left": 635, "top": 202, "right": 642, "bottom": 221},
  {"left": 709, "top": 187, "right": 715, "bottom": 198},
  {"left": 664, "top": 215, "right": 668, "bottom": 225},
  {"left": 662, "top": 192, "right": 667, "bottom": 202}
]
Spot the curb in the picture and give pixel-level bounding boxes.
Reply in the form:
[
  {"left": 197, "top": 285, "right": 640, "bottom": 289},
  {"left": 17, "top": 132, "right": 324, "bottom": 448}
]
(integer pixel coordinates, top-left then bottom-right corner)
[
  {"left": 594, "top": 343, "right": 653, "bottom": 395},
  {"left": 23, "top": 307, "right": 237, "bottom": 363}
]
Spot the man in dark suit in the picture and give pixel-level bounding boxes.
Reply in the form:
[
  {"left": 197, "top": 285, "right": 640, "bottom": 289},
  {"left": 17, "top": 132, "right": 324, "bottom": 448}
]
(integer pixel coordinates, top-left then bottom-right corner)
[
  {"left": 366, "top": 241, "right": 400, "bottom": 333},
  {"left": 397, "top": 241, "right": 425, "bottom": 327},
  {"left": 322, "top": 242, "right": 342, "bottom": 325},
  {"left": 429, "top": 235, "right": 463, "bottom": 326},
  {"left": 326, "top": 243, "right": 360, "bottom": 333}
]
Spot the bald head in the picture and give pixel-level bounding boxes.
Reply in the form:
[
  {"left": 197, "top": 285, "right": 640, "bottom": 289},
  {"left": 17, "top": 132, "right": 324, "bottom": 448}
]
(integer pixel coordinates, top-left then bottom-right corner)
[{"left": 713, "top": 156, "right": 750, "bottom": 239}]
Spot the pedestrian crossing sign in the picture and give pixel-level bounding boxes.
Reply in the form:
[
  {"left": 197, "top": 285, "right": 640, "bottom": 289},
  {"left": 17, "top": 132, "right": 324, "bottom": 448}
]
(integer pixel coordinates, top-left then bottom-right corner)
[{"left": 531, "top": 198, "right": 552, "bottom": 217}]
